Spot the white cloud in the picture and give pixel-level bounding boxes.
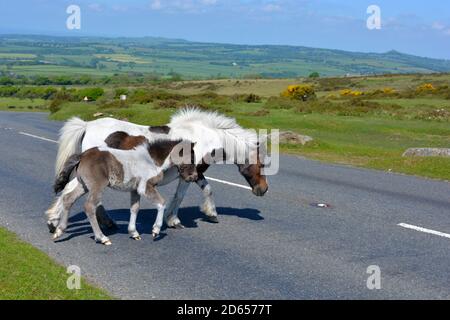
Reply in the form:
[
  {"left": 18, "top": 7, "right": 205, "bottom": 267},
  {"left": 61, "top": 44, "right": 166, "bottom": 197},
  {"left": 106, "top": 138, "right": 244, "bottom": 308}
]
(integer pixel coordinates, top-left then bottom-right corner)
[
  {"left": 150, "top": 0, "right": 162, "bottom": 10},
  {"left": 88, "top": 3, "right": 103, "bottom": 12},
  {"left": 432, "top": 21, "right": 446, "bottom": 30},
  {"left": 262, "top": 4, "right": 282, "bottom": 13},
  {"left": 149, "top": 0, "right": 218, "bottom": 13},
  {"left": 201, "top": 0, "right": 217, "bottom": 5}
]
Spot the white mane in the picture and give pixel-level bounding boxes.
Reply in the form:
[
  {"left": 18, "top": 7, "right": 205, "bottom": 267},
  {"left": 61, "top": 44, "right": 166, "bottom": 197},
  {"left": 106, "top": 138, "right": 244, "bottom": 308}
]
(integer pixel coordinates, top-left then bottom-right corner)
[{"left": 169, "top": 108, "right": 258, "bottom": 163}]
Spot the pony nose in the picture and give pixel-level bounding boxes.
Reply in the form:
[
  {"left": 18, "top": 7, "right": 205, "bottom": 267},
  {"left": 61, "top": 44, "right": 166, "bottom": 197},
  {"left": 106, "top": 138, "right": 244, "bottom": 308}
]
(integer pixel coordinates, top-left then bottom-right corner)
[
  {"left": 189, "top": 173, "right": 198, "bottom": 182},
  {"left": 252, "top": 185, "right": 268, "bottom": 197}
]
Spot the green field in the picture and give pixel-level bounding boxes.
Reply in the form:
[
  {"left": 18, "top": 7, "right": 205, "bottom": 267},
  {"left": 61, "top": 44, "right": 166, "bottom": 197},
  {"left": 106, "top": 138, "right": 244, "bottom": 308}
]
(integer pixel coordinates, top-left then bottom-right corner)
[
  {"left": 1, "top": 35, "right": 450, "bottom": 79},
  {"left": 0, "top": 227, "right": 111, "bottom": 300}
]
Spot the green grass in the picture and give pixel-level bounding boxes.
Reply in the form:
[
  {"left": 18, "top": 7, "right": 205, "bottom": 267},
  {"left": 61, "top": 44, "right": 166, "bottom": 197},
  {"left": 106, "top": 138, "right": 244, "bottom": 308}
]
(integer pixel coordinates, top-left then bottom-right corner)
[
  {"left": 0, "top": 227, "right": 111, "bottom": 300},
  {"left": 0, "top": 97, "right": 48, "bottom": 112}
]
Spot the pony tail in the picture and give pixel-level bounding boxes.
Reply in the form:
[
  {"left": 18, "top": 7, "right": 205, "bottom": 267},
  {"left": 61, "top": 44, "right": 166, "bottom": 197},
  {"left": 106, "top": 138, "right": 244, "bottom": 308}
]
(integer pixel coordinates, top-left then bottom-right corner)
[
  {"left": 55, "top": 117, "right": 87, "bottom": 177},
  {"left": 54, "top": 154, "right": 81, "bottom": 194}
]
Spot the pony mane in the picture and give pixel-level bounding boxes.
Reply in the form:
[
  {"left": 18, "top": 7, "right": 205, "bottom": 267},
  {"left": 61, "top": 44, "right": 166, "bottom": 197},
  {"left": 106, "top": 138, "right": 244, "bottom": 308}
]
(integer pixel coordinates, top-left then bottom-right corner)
[{"left": 169, "top": 108, "right": 258, "bottom": 162}]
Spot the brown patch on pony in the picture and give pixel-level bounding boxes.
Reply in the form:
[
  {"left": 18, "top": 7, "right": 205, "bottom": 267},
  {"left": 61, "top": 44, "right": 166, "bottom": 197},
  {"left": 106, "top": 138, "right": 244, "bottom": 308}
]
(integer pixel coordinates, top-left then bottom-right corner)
[
  {"left": 105, "top": 131, "right": 147, "bottom": 150},
  {"left": 149, "top": 125, "right": 171, "bottom": 135},
  {"left": 78, "top": 148, "right": 125, "bottom": 187},
  {"left": 148, "top": 140, "right": 183, "bottom": 166}
]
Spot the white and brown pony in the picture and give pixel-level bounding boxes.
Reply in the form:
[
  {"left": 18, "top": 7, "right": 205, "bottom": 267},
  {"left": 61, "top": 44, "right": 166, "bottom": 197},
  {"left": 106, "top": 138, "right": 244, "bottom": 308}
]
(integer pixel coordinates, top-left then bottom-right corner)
[
  {"left": 47, "top": 139, "right": 197, "bottom": 245},
  {"left": 49, "top": 108, "right": 268, "bottom": 231}
]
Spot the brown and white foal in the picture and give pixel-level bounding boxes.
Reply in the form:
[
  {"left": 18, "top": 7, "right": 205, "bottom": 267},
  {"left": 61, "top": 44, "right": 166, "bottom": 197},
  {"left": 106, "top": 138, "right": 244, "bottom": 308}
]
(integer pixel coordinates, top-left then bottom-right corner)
[{"left": 47, "top": 138, "right": 197, "bottom": 245}]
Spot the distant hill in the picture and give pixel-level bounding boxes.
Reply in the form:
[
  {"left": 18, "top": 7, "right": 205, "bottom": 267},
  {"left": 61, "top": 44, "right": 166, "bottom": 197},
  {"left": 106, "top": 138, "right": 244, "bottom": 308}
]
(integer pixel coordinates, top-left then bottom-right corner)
[{"left": 0, "top": 34, "right": 449, "bottom": 79}]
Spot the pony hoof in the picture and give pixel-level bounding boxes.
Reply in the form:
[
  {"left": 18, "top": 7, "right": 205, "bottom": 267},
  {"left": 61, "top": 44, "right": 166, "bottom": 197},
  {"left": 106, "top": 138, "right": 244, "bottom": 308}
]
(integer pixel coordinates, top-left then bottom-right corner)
[
  {"left": 152, "top": 233, "right": 159, "bottom": 240},
  {"left": 102, "top": 240, "right": 112, "bottom": 246},
  {"left": 52, "top": 229, "right": 63, "bottom": 240},
  {"left": 133, "top": 235, "right": 142, "bottom": 241},
  {"left": 206, "top": 216, "right": 219, "bottom": 224},
  {"left": 174, "top": 223, "right": 185, "bottom": 230}
]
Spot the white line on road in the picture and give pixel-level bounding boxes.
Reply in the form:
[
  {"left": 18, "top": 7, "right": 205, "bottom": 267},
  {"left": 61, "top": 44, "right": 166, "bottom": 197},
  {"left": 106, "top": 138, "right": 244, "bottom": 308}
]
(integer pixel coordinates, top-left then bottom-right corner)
[
  {"left": 205, "top": 176, "right": 252, "bottom": 190},
  {"left": 398, "top": 223, "right": 450, "bottom": 240},
  {"left": 18, "top": 131, "right": 57, "bottom": 143},
  {"left": 17, "top": 131, "right": 252, "bottom": 190}
]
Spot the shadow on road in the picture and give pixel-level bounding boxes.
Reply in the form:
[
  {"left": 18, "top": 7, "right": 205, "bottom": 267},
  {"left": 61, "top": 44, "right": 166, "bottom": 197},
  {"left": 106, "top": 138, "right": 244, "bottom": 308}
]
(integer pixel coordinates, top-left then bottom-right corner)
[{"left": 64, "top": 206, "right": 263, "bottom": 239}]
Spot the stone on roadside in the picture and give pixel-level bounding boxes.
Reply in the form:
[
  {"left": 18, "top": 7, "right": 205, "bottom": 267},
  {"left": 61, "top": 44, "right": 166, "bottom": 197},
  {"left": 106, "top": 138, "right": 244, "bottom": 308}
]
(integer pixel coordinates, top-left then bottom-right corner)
[
  {"left": 279, "top": 131, "right": 313, "bottom": 145},
  {"left": 402, "top": 148, "right": 450, "bottom": 158}
]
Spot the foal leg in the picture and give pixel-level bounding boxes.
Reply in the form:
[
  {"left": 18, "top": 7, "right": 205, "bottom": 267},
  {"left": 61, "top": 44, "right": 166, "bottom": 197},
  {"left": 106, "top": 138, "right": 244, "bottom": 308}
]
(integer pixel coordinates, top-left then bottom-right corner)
[
  {"left": 84, "top": 191, "right": 112, "bottom": 245},
  {"left": 196, "top": 176, "right": 219, "bottom": 223},
  {"left": 165, "top": 178, "right": 190, "bottom": 229},
  {"left": 128, "top": 191, "right": 142, "bottom": 240},
  {"left": 145, "top": 186, "right": 166, "bottom": 239},
  {"left": 53, "top": 180, "right": 86, "bottom": 240},
  {"left": 96, "top": 203, "right": 118, "bottom": 230}
]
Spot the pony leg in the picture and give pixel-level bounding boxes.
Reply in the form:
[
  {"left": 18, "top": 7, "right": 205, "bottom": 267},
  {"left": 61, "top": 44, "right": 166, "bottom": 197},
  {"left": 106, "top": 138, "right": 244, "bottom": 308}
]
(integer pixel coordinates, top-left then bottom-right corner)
[
  {"left": 145, "top": 186, "right": 166, "bottom": 239},
  {"left": 96, "top": 203, "right": 118, "bottom": 230},
  {"left": 53, "top": 180, "right": 86, "bottom": 240},
  {"left": 165, "top": 178, "right": 189, "bottom": 229},
  {"left": 196, "top": 176, "right": 219, "bottom": 223},
  {"left": 84, "top": 191, "right": 111, "bottom": 245},
  {"left": 128, "top": 191, "right": 141, "bottom": 240}
]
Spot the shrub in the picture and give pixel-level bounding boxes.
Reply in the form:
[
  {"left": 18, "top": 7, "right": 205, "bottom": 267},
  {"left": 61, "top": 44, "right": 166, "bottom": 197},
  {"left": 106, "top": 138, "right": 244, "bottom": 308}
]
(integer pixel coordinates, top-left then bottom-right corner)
[
  {"left": 340, "top": 89, "right": 364, "bottom": 97},
  {"left": 0, "top": 86, "right": 19, "bottom": 97},
  {"left": 49, "top": 99, "right": 64, "bottom": 114},
  {"left": 244, "top": 93, "right": 261, "bottom": 103},
  {"left": 416, "top": 83, "right": 437, "bottom": 94},
  {"left": 114, "top": 88, "right": 129, "bottom": 99},
  {"left": 155, "top": 99, "right": 180, "bottom": 109},
  {"left": 281, "top": 84, "right": 316, "bottom": 101},
  {"left": 309, "top": 72, "right": 320, "bottom": 79},
  {"left": 76, "top": 87, "right": 104, "bottom": 101}
]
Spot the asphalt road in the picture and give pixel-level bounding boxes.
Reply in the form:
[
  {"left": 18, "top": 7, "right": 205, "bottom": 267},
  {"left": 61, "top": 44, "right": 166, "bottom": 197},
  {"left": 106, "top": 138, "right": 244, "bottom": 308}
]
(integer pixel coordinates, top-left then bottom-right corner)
[{"left": 1, "top": 111, "right": 450, "bottom": 299}]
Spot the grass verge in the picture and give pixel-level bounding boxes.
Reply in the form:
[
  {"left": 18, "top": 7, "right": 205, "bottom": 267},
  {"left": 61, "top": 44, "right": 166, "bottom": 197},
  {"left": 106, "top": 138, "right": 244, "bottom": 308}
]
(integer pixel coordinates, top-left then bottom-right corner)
[{"left": 0, "top": 227, "right": 111, "bottom": 300}]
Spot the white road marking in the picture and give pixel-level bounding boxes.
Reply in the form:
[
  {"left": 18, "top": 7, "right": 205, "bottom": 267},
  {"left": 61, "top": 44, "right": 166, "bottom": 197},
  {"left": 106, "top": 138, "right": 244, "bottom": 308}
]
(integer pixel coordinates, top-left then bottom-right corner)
[
  {"left": 17, "top": 131, "right": 252, "bottom": 190},
  {"left": 205, "top": 176, "right": 252, "bottom": 190},
  {"left": 19, "top": 131, "right": 57, "bottom": 143},
  {"left": 398, "top": 223, "right": 450, "bottom": 240}
]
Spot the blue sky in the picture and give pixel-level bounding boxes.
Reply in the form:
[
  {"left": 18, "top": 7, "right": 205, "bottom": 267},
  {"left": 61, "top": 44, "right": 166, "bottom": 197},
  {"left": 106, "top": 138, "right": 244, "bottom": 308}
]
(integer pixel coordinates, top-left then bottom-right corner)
[{"left": 0, "top": 0, "right": 449, "bottom": 59}]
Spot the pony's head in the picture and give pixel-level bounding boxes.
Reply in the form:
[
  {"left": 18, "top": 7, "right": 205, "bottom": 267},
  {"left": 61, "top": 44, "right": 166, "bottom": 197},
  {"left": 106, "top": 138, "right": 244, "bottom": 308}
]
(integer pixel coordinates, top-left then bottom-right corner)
[
  {"left": 173, "top": 141, "right": 198, "bottom": 183},
  {"left": 237, "top": 146, "right": 268, "bottom": 197}
]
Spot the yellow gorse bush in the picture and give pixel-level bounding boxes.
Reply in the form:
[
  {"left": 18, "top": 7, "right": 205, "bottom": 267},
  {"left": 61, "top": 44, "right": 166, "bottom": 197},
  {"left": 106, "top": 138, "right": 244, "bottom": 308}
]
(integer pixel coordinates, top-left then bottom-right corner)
[
  {"left": 340, "top": 89, "right": 363, "bottom": 97},
  {"left": 416, "top": 83, "right": 436, "bottom": 93},
  {"left": 281, "top": 84, "right": 316, "bottom": 101},
  {"left": 382, "top": 87, "right": 396, "bottom": 95}
]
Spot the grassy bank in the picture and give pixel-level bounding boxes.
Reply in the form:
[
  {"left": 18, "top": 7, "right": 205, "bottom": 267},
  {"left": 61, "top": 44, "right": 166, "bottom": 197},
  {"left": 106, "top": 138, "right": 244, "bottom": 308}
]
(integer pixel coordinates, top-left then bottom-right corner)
[
  {"left": 2, "top": 73, "right": 450, "bottom": 181},
  {"left": 0, "top": 227, "right": 111, "bottom": 300},
  {"left": 47, "top": 100, "right": 450, "bottom": 181}
]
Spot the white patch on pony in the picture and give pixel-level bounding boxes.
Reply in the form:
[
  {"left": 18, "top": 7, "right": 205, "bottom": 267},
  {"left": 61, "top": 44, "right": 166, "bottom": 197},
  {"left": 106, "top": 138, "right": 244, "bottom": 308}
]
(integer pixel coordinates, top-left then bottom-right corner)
[
  {"left": 46, "top": 178, "right": 79, "bottom": 223},
  {"left": 98, "top": 144, "right": 170, "bottom": 195},
  {"left": 168, "top": 108, "right": 258, "bottom": 165}
]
